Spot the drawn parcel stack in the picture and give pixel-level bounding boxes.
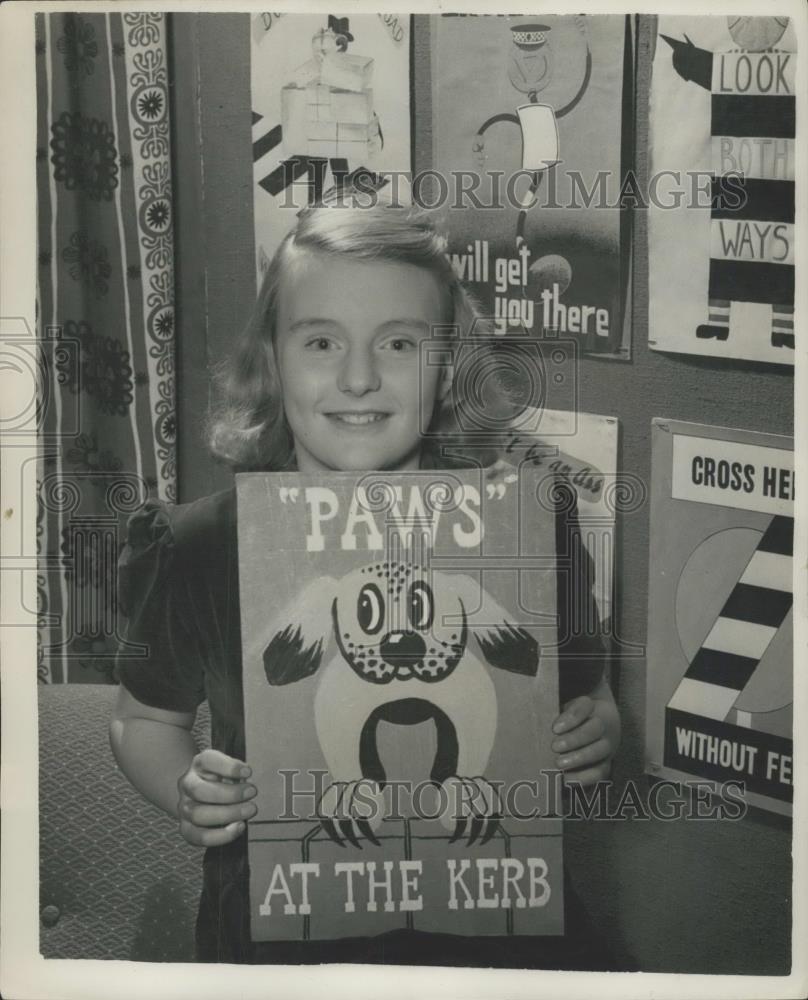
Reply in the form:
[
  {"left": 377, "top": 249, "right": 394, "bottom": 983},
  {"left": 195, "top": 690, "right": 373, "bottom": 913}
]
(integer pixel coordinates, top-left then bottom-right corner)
[
  {"left": 238, "top": 470, "right": 565, "bottom": 941},
  {"left": 281, "top": 44, "right": 378, "bottom": 165}
]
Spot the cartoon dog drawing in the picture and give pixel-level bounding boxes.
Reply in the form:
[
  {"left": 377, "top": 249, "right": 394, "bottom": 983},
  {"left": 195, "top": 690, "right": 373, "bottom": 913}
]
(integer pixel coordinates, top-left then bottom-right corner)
[{"left": 262, "top": 560, "right": 541, "bottom": 847}]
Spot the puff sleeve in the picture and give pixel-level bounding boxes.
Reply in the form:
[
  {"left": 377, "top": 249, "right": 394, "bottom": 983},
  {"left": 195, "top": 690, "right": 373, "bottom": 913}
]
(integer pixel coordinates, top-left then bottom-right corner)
[
  {"left": 114, "top": 500, "right": 208, "bottom": 713},
  {"left": 555, "top": 479, "right": 611, "bottom": 705}
]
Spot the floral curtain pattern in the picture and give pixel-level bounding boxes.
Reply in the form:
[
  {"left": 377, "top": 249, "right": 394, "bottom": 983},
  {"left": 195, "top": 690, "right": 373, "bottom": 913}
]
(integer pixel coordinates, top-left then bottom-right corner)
[{"left": 35, "top": 12, "right": 176, "bottom": 684}]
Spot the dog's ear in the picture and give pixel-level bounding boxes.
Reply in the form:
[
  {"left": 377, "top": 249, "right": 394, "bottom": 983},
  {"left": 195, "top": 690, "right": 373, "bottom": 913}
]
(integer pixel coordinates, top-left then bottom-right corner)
[
  {"left": 261, "top": 576, "right": 337, "bottom": 686},
  {"left": 451, "top": 574, "right": 543, "bottom": 677},
  {"left": 475, "top": 622, "right": 539, "bottom": 677}
]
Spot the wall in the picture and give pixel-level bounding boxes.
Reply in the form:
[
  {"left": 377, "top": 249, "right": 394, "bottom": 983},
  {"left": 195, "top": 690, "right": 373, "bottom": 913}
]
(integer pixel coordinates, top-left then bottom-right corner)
[
  {"left": 172, "top": 13, "right": 793, "bottom": 974},
  {"left": 170, "top": 13, "right": 256, "bottom": 501},
  {"left": 561, "top": 19, "right": 792, "bottom": 974}
]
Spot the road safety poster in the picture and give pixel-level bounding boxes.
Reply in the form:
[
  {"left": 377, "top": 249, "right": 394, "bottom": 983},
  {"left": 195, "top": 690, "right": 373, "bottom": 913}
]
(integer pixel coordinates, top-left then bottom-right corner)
[
  {"left": 503, "top": 408, "right": 619, "bottom": 630},
  {"left": 648, "top": 16, "right": 797, "bottom": 365},
  {"left": 237, "top": 468, "right": 564, "bottom": 941},
  {"left": 645, "top": 420, "right": 793, "bottom": 816},
  {"left": 433, "top": 14, "right": 634, "bottom": 356},
  {"left": 250, "top": 12, "right": 412, "bottom": 278}
]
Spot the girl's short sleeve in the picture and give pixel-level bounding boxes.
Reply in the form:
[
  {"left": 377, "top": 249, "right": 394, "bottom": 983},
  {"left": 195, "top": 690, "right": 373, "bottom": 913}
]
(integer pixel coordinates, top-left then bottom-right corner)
[
  {"left": 555, "top": 479, "right": 610, "bottom": 704},
  {"left": 115, "top": 500, "right": 207, "bottom": 712}
]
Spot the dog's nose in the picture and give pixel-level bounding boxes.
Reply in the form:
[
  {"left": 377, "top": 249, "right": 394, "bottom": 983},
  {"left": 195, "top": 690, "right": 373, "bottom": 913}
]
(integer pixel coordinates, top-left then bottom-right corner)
[{"left": 379, "top": 631, "right": 426, "bottom": 675}]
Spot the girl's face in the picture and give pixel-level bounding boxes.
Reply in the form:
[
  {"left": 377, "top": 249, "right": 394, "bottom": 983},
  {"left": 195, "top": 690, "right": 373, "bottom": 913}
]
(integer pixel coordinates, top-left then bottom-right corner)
[{"left": 274, "top": 251, "right": 451, "bottom": 473}]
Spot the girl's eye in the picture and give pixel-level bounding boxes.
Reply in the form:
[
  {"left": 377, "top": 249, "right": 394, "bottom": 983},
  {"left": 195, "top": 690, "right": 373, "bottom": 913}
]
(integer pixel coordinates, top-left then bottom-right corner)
[
  {"left": 307, "top": 337, "right": 335, "bottom": 351},
  {"left": 386, "top": 338, "right": 415, "bottom": 352}
]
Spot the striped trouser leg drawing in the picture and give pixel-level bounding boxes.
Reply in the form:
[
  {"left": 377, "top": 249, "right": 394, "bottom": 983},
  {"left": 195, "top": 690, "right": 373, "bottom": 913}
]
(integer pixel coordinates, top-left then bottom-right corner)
[
  {"left": 700, "top": 297, "right": 731, "bottom": 340},
  {"left": 771, "top": 303, "right": 794, "bottom": 350}
]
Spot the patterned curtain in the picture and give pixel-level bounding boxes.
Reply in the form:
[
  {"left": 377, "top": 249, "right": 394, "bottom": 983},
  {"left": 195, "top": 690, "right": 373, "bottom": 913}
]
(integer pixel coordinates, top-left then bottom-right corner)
[{"left": 35, "top": 12, "right": 177, "bottom": 684}]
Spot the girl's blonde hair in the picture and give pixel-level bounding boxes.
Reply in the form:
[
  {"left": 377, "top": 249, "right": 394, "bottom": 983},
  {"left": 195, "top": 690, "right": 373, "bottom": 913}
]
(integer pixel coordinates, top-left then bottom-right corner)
[{"left": 206, "top": 200, "right": 507, "bottom": 471}]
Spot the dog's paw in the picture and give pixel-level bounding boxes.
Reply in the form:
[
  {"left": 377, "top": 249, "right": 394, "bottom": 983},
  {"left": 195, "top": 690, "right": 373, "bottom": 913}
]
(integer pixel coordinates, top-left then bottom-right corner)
[
  {"left": 438, "top": 776, "right": 502, "bottom": 847},
  {"left": 317, "top": 778, "right": 385, "bottom": 849}
]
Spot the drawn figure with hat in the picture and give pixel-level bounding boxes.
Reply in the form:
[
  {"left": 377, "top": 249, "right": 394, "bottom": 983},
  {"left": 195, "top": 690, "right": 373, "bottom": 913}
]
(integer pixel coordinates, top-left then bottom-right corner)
[
  {"left": 311, "top": 15, "right": 355, "bottom": 60},
  {"left": 473, "top": 16, "right": 592, "bottom": 247}
]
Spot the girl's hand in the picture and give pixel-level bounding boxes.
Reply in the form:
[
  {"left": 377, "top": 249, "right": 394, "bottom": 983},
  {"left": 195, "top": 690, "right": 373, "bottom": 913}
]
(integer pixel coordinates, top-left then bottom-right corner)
[
  {"left": 177, "top": 749, "right": 258, "bottom": 847},
  {"left": 551, "top": 678, "right": 621, "bottom": 787}
]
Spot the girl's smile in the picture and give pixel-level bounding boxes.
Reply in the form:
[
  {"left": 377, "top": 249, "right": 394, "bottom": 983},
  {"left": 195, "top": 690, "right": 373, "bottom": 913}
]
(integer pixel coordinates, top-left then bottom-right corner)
[
  {"left": 325, "top": 411, "right": 391, "bottom": 427},
  {"left": 275, "top": 251, "right": 451, "bottom": 472}
]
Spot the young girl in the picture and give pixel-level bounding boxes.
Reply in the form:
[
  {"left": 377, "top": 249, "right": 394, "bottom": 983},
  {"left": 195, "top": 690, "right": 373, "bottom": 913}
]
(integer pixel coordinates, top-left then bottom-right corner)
[{"left": 110, "top": 200, "right": 621, "bottom": 967}]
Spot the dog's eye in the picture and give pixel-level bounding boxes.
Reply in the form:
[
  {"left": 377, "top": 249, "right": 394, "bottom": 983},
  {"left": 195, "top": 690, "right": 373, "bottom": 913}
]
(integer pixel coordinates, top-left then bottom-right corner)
[
  {"left": 408, "top": 581, "right": 434, "bottom": 631},
  {"left": 357, "top": 583, "right": 384, "bottom": 634}
]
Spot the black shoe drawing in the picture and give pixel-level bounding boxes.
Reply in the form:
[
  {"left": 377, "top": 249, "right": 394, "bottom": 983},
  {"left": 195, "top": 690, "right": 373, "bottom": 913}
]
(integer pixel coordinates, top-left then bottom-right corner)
[{"left": 696, "top": 323, "right": 730, "bottom": 341}]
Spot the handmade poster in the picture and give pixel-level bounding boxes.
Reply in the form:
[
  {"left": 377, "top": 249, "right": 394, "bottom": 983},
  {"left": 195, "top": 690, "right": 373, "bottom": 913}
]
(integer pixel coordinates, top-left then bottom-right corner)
[
  {"left": 648, "top": 16, "right": 797, "bottom": 365},
  {"left": 645, "top": 420, "right": 793, "bottom": 816},
  {"left": 433, "top": 14, "right": 634, "bottom": 356},
  {"left": 250, "top": 13, "right": 412, "bottom": 277},
  {"left": 238, "top": 469, "right": 564, "bottom": 942},
  {"left": 503, "top": 408, "right": 619, "bottom": 630}
]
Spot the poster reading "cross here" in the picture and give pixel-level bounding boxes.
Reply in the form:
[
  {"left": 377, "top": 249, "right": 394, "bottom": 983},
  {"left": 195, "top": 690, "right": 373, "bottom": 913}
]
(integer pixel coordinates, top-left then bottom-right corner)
[{"left": 645, "top": 420, "right": 793, "bottom": 816}]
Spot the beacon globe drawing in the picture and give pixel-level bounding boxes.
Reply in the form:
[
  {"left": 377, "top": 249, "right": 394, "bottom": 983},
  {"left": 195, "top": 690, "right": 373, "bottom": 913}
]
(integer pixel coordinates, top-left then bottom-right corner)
[
  {"left": 530, "top": 253, "right": 573, "bottom": 296},
  {"left": 726, "top": 15, "right": 788, "bottom": 52}
]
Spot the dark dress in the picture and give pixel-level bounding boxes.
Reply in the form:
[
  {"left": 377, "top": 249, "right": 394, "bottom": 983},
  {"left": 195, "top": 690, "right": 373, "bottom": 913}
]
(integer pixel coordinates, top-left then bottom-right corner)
[{"left": 115, "top": 485, "right": 617, "bottom": 968}]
